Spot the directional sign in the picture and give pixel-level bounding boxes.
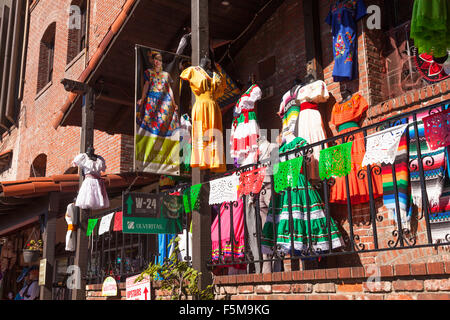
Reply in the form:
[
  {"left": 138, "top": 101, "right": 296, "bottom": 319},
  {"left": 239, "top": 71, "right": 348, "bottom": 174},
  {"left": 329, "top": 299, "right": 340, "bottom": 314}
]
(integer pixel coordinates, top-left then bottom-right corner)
[
  {"left": 122, "top": 192, "right": 183, "bottom": 234},
  {"left": 126, "top": 274, "right": 151, "bottom": 300}
]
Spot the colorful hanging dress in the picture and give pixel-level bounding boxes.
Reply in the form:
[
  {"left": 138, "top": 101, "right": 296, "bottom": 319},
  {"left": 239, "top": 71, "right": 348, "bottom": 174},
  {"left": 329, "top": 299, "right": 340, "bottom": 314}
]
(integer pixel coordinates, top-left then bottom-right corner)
[
  {"left": 230, "top": 84, "right": 262, "bottom": 164},
  {"left": 296, "top": 80, "right": 330, "bottom": 180},
  {"left": 410, "top": 0, "right": 450, "bottom": 58},
  {"left": 261, "top": 137, "right": 344, "bottom": 255},
  {"left": 180, "top": 66, "right": 226, "bottom": 172},
  {"left": 279, "top": 85, "right": 302, "bottom": 144},
  {"left": 72, "top": 153, "right": 110, "bottom": 210},
  {"left": 328, "top": 94, "right": 383, "bottom": 204},
  {"left": 325, "top": 0, "right": 367, "bottom": 82},
  {"left": 137, "top": 69, "right": 179, "bottom": 136},
  {"left": 211, "top": 198, "right": 246, "bottom": 269}
]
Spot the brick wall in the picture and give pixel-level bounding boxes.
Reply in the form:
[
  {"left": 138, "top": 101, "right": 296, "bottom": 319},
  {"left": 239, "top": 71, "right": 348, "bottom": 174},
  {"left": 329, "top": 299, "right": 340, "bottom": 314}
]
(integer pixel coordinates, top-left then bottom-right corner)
[{"left": 213, "top": 261, "right": 450, "bottom": 300}]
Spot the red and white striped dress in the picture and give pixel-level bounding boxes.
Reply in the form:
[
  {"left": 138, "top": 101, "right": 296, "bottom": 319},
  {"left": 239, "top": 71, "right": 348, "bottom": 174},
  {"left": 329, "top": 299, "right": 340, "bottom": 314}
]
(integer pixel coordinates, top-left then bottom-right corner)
[{"left": 230, "top": 84, "right": 262, "bottom": 164}]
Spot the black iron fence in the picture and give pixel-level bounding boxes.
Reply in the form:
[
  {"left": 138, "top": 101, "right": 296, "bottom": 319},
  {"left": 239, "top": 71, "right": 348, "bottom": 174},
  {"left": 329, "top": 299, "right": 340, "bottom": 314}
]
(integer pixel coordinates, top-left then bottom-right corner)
[{"left": 86, "top": 100, "right": 450, "bottom": 283}]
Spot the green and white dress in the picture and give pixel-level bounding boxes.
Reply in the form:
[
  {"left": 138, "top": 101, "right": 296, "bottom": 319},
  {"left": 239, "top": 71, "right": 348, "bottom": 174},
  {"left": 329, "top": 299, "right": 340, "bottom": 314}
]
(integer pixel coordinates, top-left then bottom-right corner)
[{"left": 261, "top": 137, "right": 344, "bottom": 255}]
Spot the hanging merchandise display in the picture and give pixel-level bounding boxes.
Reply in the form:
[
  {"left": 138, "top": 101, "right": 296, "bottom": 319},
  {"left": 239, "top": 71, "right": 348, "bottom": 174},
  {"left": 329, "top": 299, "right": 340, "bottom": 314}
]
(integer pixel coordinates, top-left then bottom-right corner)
[
  {"left": 414, "top": 52, "right": 450, "bottom": 83},
  {"left": 319, "top": 141, "right": 353, "bottom": 180},
  {"left": 325, "top": 0, "right": 367, "bottom": 82},
  {"left": 422, "top": 108, "right": 450, "bottom": 150},
  {"left": 274, "top": 156, "right": 304, "bottom": 193},
  {"left": 328, "top": 93, "right": 383, "bottom": 204},
  {"left": 98, "top": 212, "right": 114, "bottom": 236},
  {"left": 237, "top": 167, "right": 266, "bottom": 198},
  {"left": 380, "top": 119, "right": 411, "bottom": 225},
  {"left": 296, "top": 80, "right": 330, "bottom": 180},
  {"left": 409, "top": 109, "right": 446, "bottom": 211},
  {"left": 410, "top": 0, "right": 450, "bottom": 59},
  {"left": 64, "top": 203, "right": 77, "bottom": 252},
  {"left": 135, "top": 47, "right": 181, "bottom": 176},
  {"left": 180, "top": 58, "right": 227, "bottom": 172},
  {"left": 361, "top": 124, "right": 409, "bottom": 167},
  {"left": 183, "top": 184, "right": 202, "bottom": 213},
  {"left": 211, "top": 199, "right": 246, "bottom": 269},
  {"left": 180, "top": 114, "right": 193, "bottom": 172},
  {"left": 262, "top": 137, "right": 344, "bottom": 255},
  {"left": 209, "top": 174, "right": 239, "bottom": 205},
  {"left": 86, "top": 218, "right": 98, "bottom": 236},
  {"left": 279, "top": 81, "right": 302, "bottom": 145},
  {"left": 230, "top": 84, "right": 262, "bottom": 165},
  {"left": 72, "top": 148, "right": 110, "bottom": 210},
  {"left": 215, "top": 63, "right": 242, "bottom": 112}
]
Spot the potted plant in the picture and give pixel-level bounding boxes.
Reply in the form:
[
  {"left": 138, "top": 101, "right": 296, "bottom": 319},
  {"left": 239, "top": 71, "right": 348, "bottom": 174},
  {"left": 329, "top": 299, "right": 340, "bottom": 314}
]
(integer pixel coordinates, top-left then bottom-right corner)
[{"left": 23, "top": 240, "right": 43, "bottom": 263}]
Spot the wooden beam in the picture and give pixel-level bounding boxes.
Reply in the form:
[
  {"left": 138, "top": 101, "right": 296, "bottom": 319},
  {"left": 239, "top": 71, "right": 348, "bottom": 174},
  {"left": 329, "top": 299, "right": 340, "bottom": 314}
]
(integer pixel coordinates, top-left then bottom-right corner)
[
  {"left": 39, "top": 192, "right": 59, "bottom": 300},
  {"left": 97, "top": 94, "right": 134, "bottom": 107},
  {"left": 71, "top": 87, "right": 95, "bottom": 300},
  {"left": 191, "top": 0, "right": 212, "bottom": 291}
]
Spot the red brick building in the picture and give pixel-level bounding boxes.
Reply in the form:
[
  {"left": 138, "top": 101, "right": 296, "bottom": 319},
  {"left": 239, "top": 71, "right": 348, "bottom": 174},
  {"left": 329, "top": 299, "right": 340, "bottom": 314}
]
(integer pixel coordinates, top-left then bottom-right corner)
[{"left": 0, "top": 0, "right": 450, "bottom": 300}]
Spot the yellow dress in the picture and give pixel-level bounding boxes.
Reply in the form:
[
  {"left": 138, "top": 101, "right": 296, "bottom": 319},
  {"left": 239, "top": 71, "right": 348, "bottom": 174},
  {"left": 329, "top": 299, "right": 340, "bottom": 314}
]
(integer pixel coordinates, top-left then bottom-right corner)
[{"left": 180, "top": 66, "right": 226, "bottom": 172}]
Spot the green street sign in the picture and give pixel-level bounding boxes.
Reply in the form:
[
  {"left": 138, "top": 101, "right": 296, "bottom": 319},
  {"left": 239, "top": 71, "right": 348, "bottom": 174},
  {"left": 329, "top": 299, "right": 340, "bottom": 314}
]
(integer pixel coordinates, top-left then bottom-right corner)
[{"left": 122, "top": 192, "right": 183, "bottom": 234}]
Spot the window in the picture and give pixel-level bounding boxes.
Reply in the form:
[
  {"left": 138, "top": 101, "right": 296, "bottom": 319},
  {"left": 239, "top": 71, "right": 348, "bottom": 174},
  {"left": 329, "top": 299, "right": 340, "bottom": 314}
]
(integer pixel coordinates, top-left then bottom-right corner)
[
  {"left": 30, "top": 154, "right": 47, "bottom": 178},
  {"left": 67, "top": 0, "right": 87, "bottom": 64},
  {"left": 37, "top": 23, "right": 56, "bottom": 93}
]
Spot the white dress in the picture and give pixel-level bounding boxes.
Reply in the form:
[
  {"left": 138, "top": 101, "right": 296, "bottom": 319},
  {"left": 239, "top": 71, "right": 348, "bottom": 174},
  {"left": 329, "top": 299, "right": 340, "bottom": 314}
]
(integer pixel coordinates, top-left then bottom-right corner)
[
  {"left": 72, "top": 153, "right": 110, "bottom": 210},
  {"left": 296, "top": 80, "right": 329, "bottom": 180},
  {"left": 230, "top": 84, "right": 262, "bottom": 164},
  {"left": 65, "top": 203, "right": 77, "bottom": 251}
]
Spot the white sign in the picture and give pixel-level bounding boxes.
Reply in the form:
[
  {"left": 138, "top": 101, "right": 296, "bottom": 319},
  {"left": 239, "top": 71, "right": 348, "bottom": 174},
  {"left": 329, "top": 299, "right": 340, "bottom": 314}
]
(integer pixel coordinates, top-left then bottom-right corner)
[
  {"left": 102, "top": 276, "right": 118, "bottom": 297},
  {"left": 126, "top": 274, "right": 151, "bottom": 300}
]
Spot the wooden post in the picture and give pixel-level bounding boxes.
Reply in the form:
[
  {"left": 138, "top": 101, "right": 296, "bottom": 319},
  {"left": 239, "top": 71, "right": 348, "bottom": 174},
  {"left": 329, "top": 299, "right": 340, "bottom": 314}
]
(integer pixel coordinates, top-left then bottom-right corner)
[
  {"left": 71, "top": 86, "right": 95, "bottom": 300},
  {"left": 303, "top": 0, "right": 323, "bottom": 80},
  {"left": 191, "top": 0, "right": 212, "bottom": 290},
  {"left": 39, "top": 192, "right": 59, "bottom": 300}
]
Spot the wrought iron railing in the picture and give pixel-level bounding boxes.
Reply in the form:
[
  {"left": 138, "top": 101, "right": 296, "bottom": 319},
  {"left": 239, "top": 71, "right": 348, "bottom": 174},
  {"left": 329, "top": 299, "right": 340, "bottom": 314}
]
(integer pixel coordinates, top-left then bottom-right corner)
[{"left": 86, "top": 100, "right": 450, "bottom": 283}]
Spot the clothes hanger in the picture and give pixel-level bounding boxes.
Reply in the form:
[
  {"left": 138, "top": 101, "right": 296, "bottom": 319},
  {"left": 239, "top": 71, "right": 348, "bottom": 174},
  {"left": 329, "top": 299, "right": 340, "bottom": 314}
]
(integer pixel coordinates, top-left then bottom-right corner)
[{"left": 340, "top": 87, "right": 353, "bottom": 103}]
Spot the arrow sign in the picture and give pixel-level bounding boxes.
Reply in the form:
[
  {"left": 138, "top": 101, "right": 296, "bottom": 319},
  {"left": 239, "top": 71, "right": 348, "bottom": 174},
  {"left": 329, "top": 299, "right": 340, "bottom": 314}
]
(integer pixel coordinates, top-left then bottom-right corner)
[
  {"left": 126, "top": 195, "right": 133, "bottom": 214},
  {"left": 143, "top": 287, "right": 148, "bottom": 300}
]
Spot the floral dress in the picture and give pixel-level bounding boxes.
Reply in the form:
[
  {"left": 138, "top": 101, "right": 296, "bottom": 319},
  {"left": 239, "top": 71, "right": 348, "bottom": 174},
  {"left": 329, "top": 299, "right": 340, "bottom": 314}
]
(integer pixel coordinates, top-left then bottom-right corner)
[
  {"left": 137, "top": 69, "right": 179, "bottom": 137},
  {"left": 325, "top": 0, "right": 367, "bottom": 82}
]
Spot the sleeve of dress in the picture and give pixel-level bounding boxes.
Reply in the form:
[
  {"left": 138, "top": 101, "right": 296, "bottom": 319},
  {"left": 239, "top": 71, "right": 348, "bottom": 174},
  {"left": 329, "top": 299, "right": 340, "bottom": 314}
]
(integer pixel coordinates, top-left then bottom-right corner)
[
  {"left": 329, "top": 104, "right": 338, "bottom": 129},
  {"left": 72, "top": 153, "right": 86, "bottom": 167},
  {"left": 250, "top": 85, "right": 262, "bottom": 103},
  {"left": 354, "top": 94, "right": 369, "bottom": 120},
  {"left": 356, "top": 0, "right": 368, "bottom": 21},
  {"left": 98, "top": 156, "right": 107, "bottom": 172},
  {"left": 180, "top": 67, "right": 202, "bottom": 96}
]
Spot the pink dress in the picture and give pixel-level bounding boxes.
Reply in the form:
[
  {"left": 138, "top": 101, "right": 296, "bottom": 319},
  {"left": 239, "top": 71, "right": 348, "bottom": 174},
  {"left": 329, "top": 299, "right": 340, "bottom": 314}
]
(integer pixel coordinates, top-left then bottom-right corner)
[{"left": 211, "top": 198, "right": 245, "bottom": 269}]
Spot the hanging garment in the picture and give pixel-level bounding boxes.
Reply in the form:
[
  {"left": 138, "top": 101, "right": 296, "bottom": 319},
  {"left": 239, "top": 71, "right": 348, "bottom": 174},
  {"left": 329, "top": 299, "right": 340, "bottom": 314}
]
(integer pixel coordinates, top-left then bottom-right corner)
[
  {"left": 180, "top": 66, "right": 227, "bottom": 172},
  {"left": 296, "top": 80, "right": 330, "bottom": 180},
  {"left": 261, "top": 137, "right": 344, "bottom": 255},
  {"left": 178, "top": 229, "right": 192, "bottom": 263},
  {"left": 409, "top": 110, "right": 446, "bottom": 210},
  {"left": 157, "top": 234, "right": 176, "bottom": 266},
  {"left": 211, "top": 198, "right": 246, "bottom": 269},
  {"left": 380, "top": 121, "right": 411, "bottom": 226},
  {"left": 65, "top": 203, "right": 77, "bottom": 252},
  {"left": 135, "top": 68, "right": 180, "bottom": 175},
  {"left": 73, "top": 153, "right": 110, "bottom": 210},
  {"left": 410, "top": 0, "right": 450, "bottom": 58},
  {"left": 415, "top": 52, "right": 450, "bottom": 83},
  {"left": 230, "top": 84, "right": 262, "bottom": 164},
  {"left": 325, "top": 0, "right": 367, "bottom": 82},
  {"left": 180, "top": 114, "right": 193, "bottom": 172},
  {"left": 328, "top": 94, "right": 383, "bottom": 204},
  {"left": 429, "top": 186, "right": 450, "bottom": 243},
  {"left": 279, "top": 85, "right": 302, "bottom": 145}
]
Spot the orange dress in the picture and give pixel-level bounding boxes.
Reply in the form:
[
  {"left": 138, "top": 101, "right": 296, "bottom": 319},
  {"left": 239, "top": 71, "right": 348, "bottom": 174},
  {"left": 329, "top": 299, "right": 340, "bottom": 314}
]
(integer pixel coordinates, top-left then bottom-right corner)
[
  {"left": 180, "top": 66, "right": 226, "bottom": 172},
  {"left": 329, "top": 94, "right": 383, "bottom": 204}
]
